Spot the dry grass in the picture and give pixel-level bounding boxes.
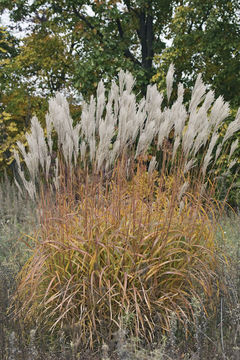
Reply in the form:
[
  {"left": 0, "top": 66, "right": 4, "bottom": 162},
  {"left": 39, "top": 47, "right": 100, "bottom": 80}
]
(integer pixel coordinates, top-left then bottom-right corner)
[{"left": 12, "top": 158, "right": 221, "bottom": 350}]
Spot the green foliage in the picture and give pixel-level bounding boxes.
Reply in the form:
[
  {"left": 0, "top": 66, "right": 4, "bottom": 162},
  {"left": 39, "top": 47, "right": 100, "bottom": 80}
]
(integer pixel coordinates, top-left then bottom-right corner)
[
  {"left": 0, "top": 25, "right": 18, "bottom": 60},
  {"left": 1, "top": 0, "right": 177, "bottom": 97},
  {"left": 0, "top": 25, "right": 23, "bottom": 174},
  {"left": 0, "top": 24, "right": 19, "bottom": 96},
  {"left": 1, "top": 1, "right": 240, "bottom": 101},
  {"left": 0, "top": 24, "right": 82, "bottom": 175},
  {"left": 9, "top": 31, "right": 76, "bottom": 95},
  {"left": 153, "top": 0, "right": 240, "bottom": 108},
  {"left": 0, "top": 88, "right": 49, "bottom": 176}
]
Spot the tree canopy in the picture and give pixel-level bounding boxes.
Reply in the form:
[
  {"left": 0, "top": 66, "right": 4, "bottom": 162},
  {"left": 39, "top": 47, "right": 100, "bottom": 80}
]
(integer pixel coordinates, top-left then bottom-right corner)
[
  {"left": 1, "top": 0, "right": 177, "bottom": 96},
  {"left": 1, "top": 0, "right": 240, "bottom": 99},
  {"left": 0, "top": 0, "right": 240, "bottom": 175},
  {"left": 153, "top": 0, "right": 240, "bottom": 107}
]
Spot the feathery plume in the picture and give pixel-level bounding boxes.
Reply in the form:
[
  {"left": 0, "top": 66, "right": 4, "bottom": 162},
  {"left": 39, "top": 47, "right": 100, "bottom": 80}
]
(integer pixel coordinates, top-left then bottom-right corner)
[
  {"left": 27, "top": 116, "right": 48, "bottom": 174},
  {"left": 14, "top": 178, "right": 23, "bottom": 196},
  {"left": 157, "top": 109, "right": 174, "bottom": 147},
  {"left": 202, "top": 132, "right": 219, "bottom": 176},
  {"left": 81, "top": 96, "right": 96, "bottom": 141},
  {"left": 228, "top": 139, "right": 238, "bottom": 160},
  {"left": 189, "top": 74, "right": 206, "bottom": 114},
  {"left": 223, "top": 109, "right": 240, "bottom": 144},
  {"left": 172, "top": 136, "right": 181, "bottom": 160},
  {"left": 229, "top": 159, "right": 237, "bottom": 170},
  {"left": 96, "top": 80, "right": 105, "bottom": 130},
  {"left": 203, "top": 90, "right": 215, "bottom": 111},
  {"left": 110, "top": 81, "right": 119, "bottom": 121},
  {"left": 80, "top": 140, "right": 86, "bottom": 161},
  {"left": 89, "top": 136, "right": 96, "bottom": 162},
  {"left": 132, "top": 98, "right": 146, "bottom": 142},
  {"left": 97, "top": 116, "right": 114, "bottom": 170},
  {"left": 210, "top": 96, "right": 230, "bottom": 130},
  {"left": 48, "top": 93, "right": 72, "bottom": 146},
  {"left": 184, "top": 159, "right": 197, "bottom": 174},
  {"left": 62, "top": 132, "right": 73, "bottom": 169},
  {"left": 45, "top": 113, "right": 53, "bottom": 154},
  {"left": 110, "top": 139, "right": 120, "bottom": 164},
  {"left": 178, "top": 181, "right": 189, "bottom": 201},
  {"left": 166, "top": 64, "right": 175, "bottom": 102},
  {"left": 53, "top": 157, "right": 59, "bottom": 190},
  {"left": 172, "top": 102, "right": 187, "bottom": 137},
  {"left": 177, "top": 83, "right": 184, "bottom": 103},
  {"left": 166, "top": 63, "right": 175, "bottom": 102},
  {"left": 119, "top": 69, "right": 135, "bottom": 95},
  {"left": 136, "top": 121, "right": 156, "bottom": 157},
  {"left": 148, "top": 156, "right": 157, "bottom": 174},
  {"left": 215, "top": 143, "right": 222, "bottom": 162},
  {"left": 182, "top": 123, "right": 196, "bottom": 156},
  {"left": 145, "top": 84, "right": 163, "bottom": 127},
  {"left": 72, "top": 123, "right": 81, "bottom": 165}
]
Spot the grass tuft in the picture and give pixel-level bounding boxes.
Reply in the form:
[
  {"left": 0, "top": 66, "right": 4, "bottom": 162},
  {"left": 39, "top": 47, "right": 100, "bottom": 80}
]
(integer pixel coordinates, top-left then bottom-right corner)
[{"left": 13, "top": 159, "right": 220, "bottom": 348}]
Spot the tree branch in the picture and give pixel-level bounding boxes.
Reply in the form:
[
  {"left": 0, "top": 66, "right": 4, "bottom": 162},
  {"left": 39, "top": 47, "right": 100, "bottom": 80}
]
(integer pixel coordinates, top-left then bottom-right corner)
[
  {"left": 116, "top": 18, "right": 141, "bottom": 66},
  {"left": 72, "top": 4, "right": 103, "bottom": 40},
  {"left": 197, "top": 8, "right": 211, "bottom": 30},
  {"left": 124, "top": 49, "right": 141, "bottom": 66},
  {"left": 116, "top": 18, "right": 124, "bottom": 38},
  {"left": 123, "top": 0, "right": 131, "bottom": 11},
  {"left": 73, "top": 4, "right": 141, "bottom": 67},
  {"left": 187, "top": 20, "right": 193, "bottom": 34},
  {"left": 123, "top": 0, "right": 138, "bottom": 15}
]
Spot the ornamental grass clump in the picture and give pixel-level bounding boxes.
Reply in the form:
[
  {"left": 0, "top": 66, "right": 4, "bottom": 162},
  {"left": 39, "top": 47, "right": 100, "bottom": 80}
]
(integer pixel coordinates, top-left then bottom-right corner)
[
  {"left": 13, "top": 158, "right": 219, "bottom": 348},
  {"left": 11, "top": 65, "right": 240, "bottom": 352}
]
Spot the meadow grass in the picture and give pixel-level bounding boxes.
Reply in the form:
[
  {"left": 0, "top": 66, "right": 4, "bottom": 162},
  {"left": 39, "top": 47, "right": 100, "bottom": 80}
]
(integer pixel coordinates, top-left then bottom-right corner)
[{"left": 0, "top": 175, "right": 39, "bottom": 360}]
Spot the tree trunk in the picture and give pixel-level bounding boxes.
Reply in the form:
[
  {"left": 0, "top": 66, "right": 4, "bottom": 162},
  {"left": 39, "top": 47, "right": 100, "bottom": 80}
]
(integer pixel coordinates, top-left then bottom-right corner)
[{"left": 138, "top": 5, "right": 154, "bottom": 81}]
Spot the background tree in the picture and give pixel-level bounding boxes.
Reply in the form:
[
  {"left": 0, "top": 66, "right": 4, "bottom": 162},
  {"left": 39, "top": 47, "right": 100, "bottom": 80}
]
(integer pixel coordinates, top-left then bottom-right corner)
[
  {"left": 0, "top": 0, "right": 240, "bottom": 177},
  {"left": 1, "top": 0, "right": 240, "bottom": 100},
  {"left": 0, "top": 0, "right": 177, "bottom": 96},
  {"left": 0, "top": 19, "right": 78, "bottom": 175},
  {"left": 0, "top": 25, "right": 25, "bottom": 175},
  {"left": 153, "top": 0, "right": 240, "bottom": 107}
]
